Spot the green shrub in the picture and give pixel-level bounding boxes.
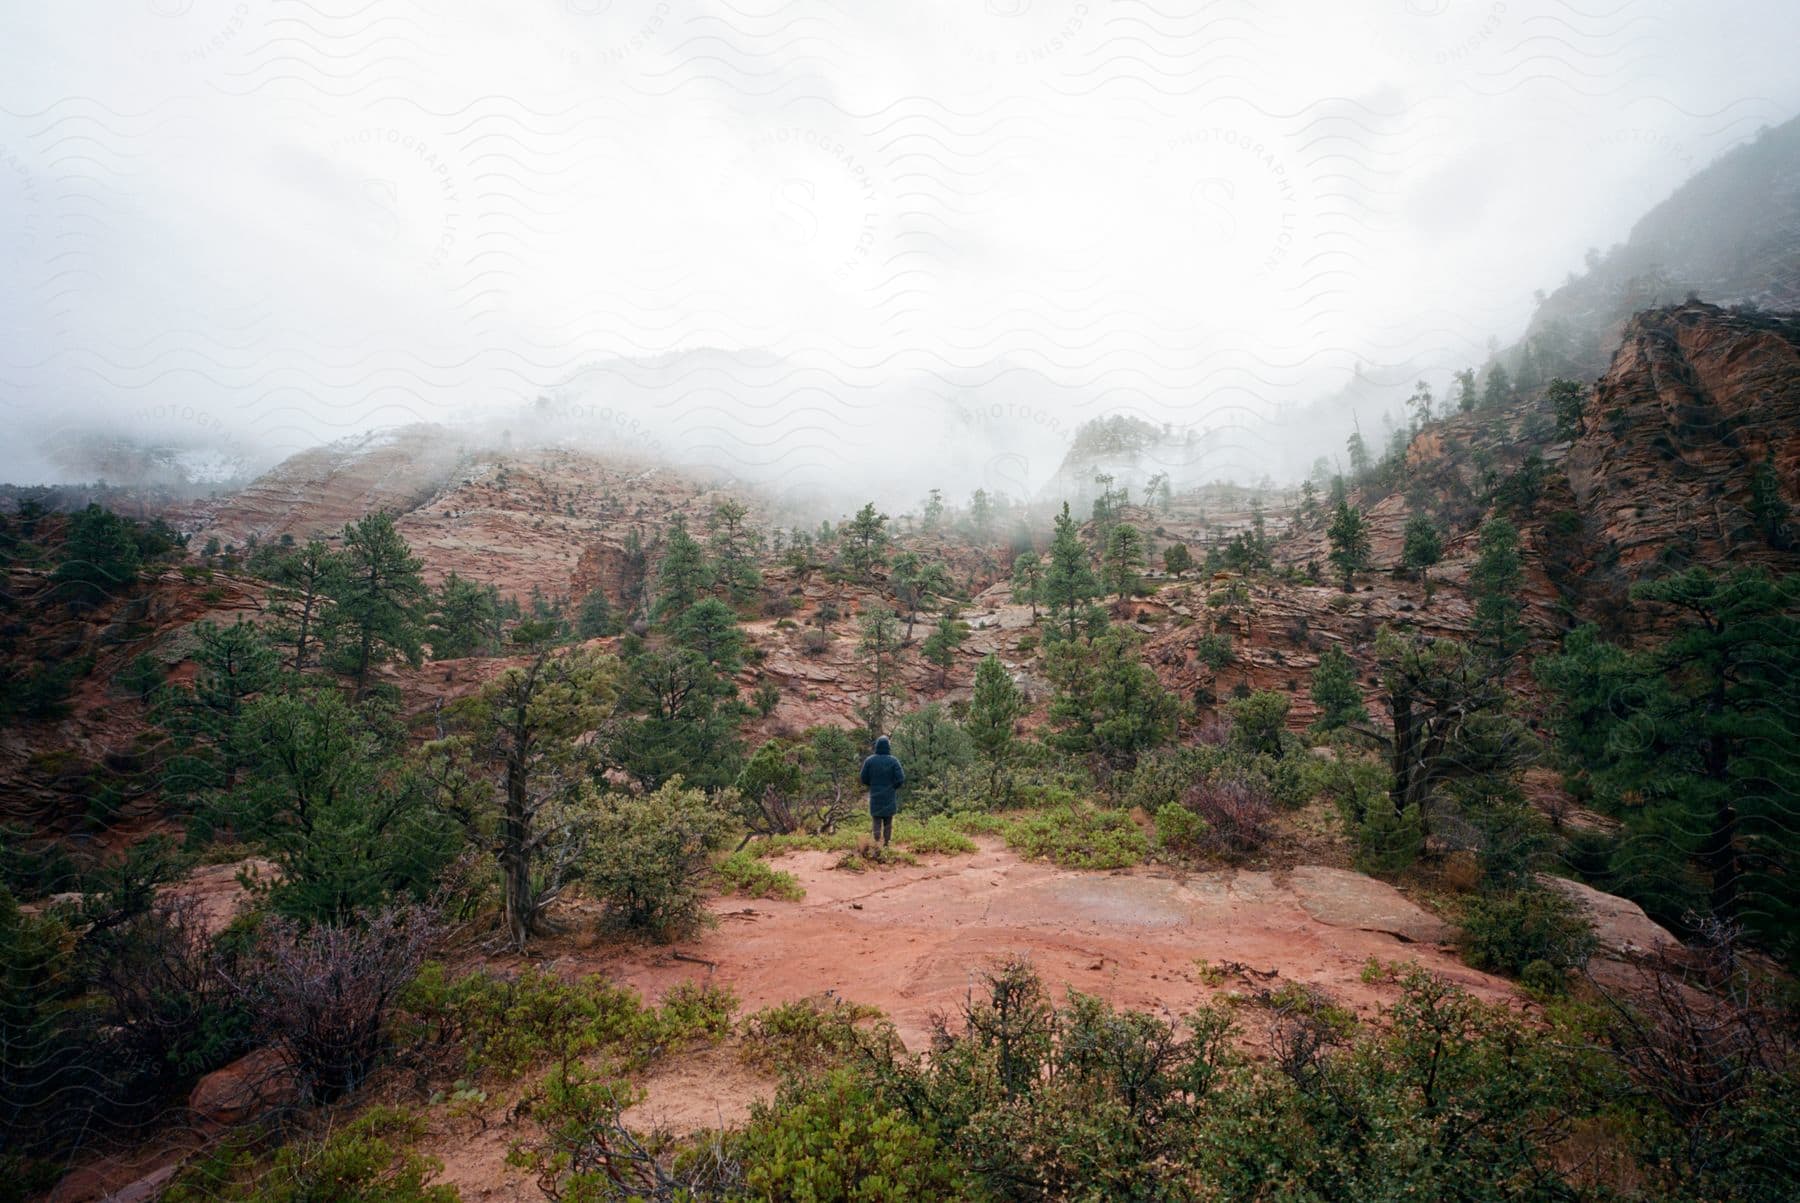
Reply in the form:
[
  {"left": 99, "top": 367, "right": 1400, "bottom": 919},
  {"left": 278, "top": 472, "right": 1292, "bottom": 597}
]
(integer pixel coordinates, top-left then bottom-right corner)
[
  {"left": 162, "top": 1107, "right": 458, "bottom": 1203},
  {"left": 581, "top": 778, "right": 732, "bottom": 940},
  {"left": 716, "top": 850, "right": 805, "bottom": 901},
  {"left": 733, "top": 1069, "right": 967, "bottom": 1201},
  {"left": 1000, "top": 804, "right": 1147, "bottom": 869},
  {"left": 1353, "top": 802, "right": 1424, "bottom": 876},
  {"left": 740, "top": 995, "right": 894, "bottom": 1076},
  {"left": 1460, "top": 887, "right": 1596, "bottom": 980},
  {"left": 401, "top": 964, "right": 652, "bottom": 1079},
  {"left": 897, "top": 815, "right": 978, "bottom": 855},
  {"left": 1155, "top": 802, "right": 1210, "bottom": 854}
]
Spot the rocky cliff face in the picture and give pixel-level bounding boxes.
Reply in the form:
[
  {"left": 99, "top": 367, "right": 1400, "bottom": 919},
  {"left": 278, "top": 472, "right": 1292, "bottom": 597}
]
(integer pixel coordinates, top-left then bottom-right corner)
[{"left": 1562, "top": 302, "right": 1800, "bottom": 592}]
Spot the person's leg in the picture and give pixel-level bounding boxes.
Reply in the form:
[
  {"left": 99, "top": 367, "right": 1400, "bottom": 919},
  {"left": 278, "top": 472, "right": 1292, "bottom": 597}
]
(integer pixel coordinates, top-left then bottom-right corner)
[
  {"left": 881, "top": 816, "right": 893, "bottom": 846},
  {"left": 872, "top": 814, "right": 881, "bottom": 841}
]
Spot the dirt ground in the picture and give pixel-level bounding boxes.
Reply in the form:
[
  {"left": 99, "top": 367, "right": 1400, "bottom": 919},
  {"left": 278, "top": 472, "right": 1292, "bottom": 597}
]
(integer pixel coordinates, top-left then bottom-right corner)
[{"left": 530, "top": 838, "right": 1516, "bottom": 1056}]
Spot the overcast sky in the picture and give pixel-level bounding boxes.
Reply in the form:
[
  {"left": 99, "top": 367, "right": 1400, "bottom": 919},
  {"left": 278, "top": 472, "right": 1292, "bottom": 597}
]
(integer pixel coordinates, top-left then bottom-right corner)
[{"left": 2, "top": 0, "right": 1797, "bottom": 501}]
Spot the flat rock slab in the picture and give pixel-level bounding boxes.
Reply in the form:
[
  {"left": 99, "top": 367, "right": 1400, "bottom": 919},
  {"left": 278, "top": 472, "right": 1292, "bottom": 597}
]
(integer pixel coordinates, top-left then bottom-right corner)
[
  {"left": 1289, "top": 865, "right": 1453, "bottom": 944},
  {"left": 1539, "top": 875, "right": 1680, "bottom": 957}
]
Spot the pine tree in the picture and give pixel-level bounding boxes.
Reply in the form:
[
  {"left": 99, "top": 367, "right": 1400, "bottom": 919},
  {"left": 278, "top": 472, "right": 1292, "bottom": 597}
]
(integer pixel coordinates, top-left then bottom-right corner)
[
  {"left": 1471, "top": 517, "right": 1525, "bottom": 657},
  {"left": 1537, "top": 568, "right": 1800, "bottom": 958},
  {"left": 670, "top": 597, "right": 746, "bottom": 674},
  {"left": 1327, "top": 502, "right": 1371, "bottom": 593},
  {"left": 1547, "top": 377, "right": 1584, "bottom": 441},
  {"left": 841, "top": 502, "right": 890, "bottom": 583},
  {"left": 158, "top": 618, "right": 280, "bottom": 800},
  {"left": 427, "top": 571, "right": 500, "bottom": 659},
  {"left": 576, "top": 586, "right": 620, "bottom": 638},
  {"left": 966, "top": 654, "right": 1026, "bottom": 803},
  {"left": 856, "top": 605, "right": 906, "bottom": 736},
  {"left": 1042, "top": 502, "right": 1101, "bottom": 641},
  {"left": 436, "top": 644, "right": 622, "bottom": 950},
  {"left": 1011, "top": 550, "right": 1043, "bottom": 620},
  {"left": 1043, "top": 623, "right": 1180, "bottom": 772},
  {"left": 1308, "top": 643, "right": 1367, "bottom": 734},
  {"left": 1346, "top": 426, "right": 1372, "bottom": 482},
  {"left": 967, "top": 489, "right": 994, "bottom": 542},
  {"left": 706, "top": 498, "right": 763, "bottom": 601},
  {"left": 921, "top": 488, "right": 946, "bottom": 531},
  {"left": 921, "top": 612, "right": 967, "bottom": 684},
  {"left": 1482, "top": 361, "right": 1513, "bottom": 409},
  {"left": 53, "top": 504, "right": 141, "bottom": 604},
  {"left": 1401, "top": 512, "right": 1443, "bottom": 596},
  {"left": 264, "top": 538, "right": 341, "bottom": 670},
  {"left": 652, "top": 518, "right": 711, "bottom": 622},
  {"left": 1162, "top": 542, "right": 1194, "bottom": 576},
  {"left": 328, "top": 512, "right": 427, "bottom": 698},
  {"left": 1455, "top": 367, "right": 1477, "bottom": 413},
  {"left": 1102, "top": 522, "right": 1146, "bottom": 601}
]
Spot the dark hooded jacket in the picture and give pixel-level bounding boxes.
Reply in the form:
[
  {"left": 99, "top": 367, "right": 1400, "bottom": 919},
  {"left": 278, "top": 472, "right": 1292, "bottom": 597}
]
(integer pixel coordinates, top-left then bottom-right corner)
[{"left": 859, "top": 736, "right": 905, "bottom": 818}]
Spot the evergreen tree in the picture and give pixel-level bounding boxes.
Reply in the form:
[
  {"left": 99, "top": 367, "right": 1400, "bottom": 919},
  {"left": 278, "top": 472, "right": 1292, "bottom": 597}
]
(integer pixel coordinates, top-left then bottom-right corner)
[
  {"left": 706, "top": 498, "right": 763, "bottom": 602},
  {"left": 652, "top": 518, "right": 711, "bottom": 622},
  {"left": 856, "top": 605, "right": 906, "bottom": 736},
  {"left": 53, "top": 504, "right": 141, "bottom": 603},
  {"left": 1455, "top": 367, "right": 1477, "bottom": 413},
  {"left": 1471, "top": 517, "right": 1525, "bottom": 657},
  {"left": 1482, "top": 361, "right": 1512, "bottom": 408},
  {"left": 264, "top": 538, "right": 341, "bottom": 670},
  {"left": 226, "top": 688, "right": 457, "bottom": 924},
  {"left": 327, "top": 512, "right": 427, "bottom": 698},
  {"left": 159, "top": 618, "right": 280, "bottom": 801},
  {"left": 1011, "top": 550, "right": 1043, "bottom": 620},
  {"left": 426, "top": 571, "right": 500, "bottom": 659},
  {"left": 841, "top": 503, "right": 890, "bottom": 583},
  {"left": 1346, "top": 426, "right": 1372, "bottom": 482},
  {"left": 921, "top": 611, "right": 968, "bottom": 684},
  {"left": 437, "top": 643, "right": 622, "bottom": 950},
  {"left": 611, "top": 644, "right": 743, "bottom": 792},
  {"left": 921, "top": 488, "right": 946, "bottom": 531},
  {"left": 1162, "top": 542, "right": 1194, "bottom": 576},
  {"left": 1538, "top": 568, "right": 1800, "bottom": 958},
  {"left": 1327, "top": 502, "right": 1371, "bottom": 593},
  {"left": 1407, "top": 379, "right": 1434, "bottom": 429},
  {"left": 1369, "top": 628, "right": 1530, "bottom": 836},
  {"left": 575, "top": 586, "right": 620, "bottom": 638},
  {"left": 967, "top": 489, "right": 995, "bottom": 542},
  {"left": 1308, "top": 643, "right": 1368, "bottom": 735},
  {"left": 1102, "top": 522, "right": 1146, "bottom": 601},
  {"left": 891, "top": 552, "right": 954, "bottom": 642},
  {"left": 966, "top": 653, "right": 1026, "bottom": 803},
  {"left": 1042, "top": 502, "right": 1101, "bottom": 641},
  {"left": 1043, "top": 624, "right": 1180, "bottom": 773},
  {"left": 1547, "top": 377, "right": 1584, "bottom": 441},
  {"left": 670, "top": 597, "right": 747, "bottom": 674},
  {"left": 1400, "top": 512, "right": 1443, "bottom": 595}
]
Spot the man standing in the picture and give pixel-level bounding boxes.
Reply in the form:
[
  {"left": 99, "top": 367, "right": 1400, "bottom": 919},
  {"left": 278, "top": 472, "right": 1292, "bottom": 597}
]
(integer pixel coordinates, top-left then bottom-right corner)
[{"left": 859, "top": 734, "right": 905, "bottom": 847}]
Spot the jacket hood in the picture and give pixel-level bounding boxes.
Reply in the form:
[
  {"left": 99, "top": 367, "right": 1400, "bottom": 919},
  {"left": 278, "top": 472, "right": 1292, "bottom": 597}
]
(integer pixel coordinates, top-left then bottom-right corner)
[{"left": 874, "top": 736, "right": 891, "bottom": 755}]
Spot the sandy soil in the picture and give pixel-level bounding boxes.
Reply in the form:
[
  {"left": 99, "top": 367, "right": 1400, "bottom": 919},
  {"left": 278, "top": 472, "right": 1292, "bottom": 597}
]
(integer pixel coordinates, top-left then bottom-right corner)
[{"left": 538, "top": 839, "right": 1515, "bottom": 1054}]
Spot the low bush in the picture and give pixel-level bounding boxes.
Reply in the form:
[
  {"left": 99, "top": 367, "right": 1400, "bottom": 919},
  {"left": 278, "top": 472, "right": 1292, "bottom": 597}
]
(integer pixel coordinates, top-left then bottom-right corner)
[
  {"left": 716, "top": 850, "right": 805, "bottom": 901},
  {"left": 1155, "top": 802, "right": 1210, "bottom": 854},
  {"left": 1459, "top": 887, "right": 1596, "bottom": 982},
  {"left": 582, "top": 779, "right": 732, "bottom": 940},
  {"left": 226, "top": 905, "right": 438, "bottom": 1102},
  {"left": 1179, "top": 775, "right": 1274, "bottom": 859},
  {"left": 162, "top": 1107, "right": 457, "bottom": 1203},
  {"left": 999, "top": 804, "right": 1147, "bottom": 869},
  {"left": 896, "top": 814, "right": 978, "bottom": 855},
  {"left": 739, "top": 995, "right": 894, "bottom": 1077}
]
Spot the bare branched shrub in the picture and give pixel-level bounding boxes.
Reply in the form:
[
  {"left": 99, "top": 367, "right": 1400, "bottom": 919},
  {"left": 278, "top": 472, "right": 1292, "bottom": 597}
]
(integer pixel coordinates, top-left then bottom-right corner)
[
  {"left": 1182, "top": 774, "right": 1274, "bottom": 856},
  {"left": 1586, "top": 916, "right": 1797, "bottom": 1188},
  {"left": 89, "top": 897, "right": 250, "bottom": 1087},
  {"left": 227, "top": 904, "right": 440, "bottom": 1101}
]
